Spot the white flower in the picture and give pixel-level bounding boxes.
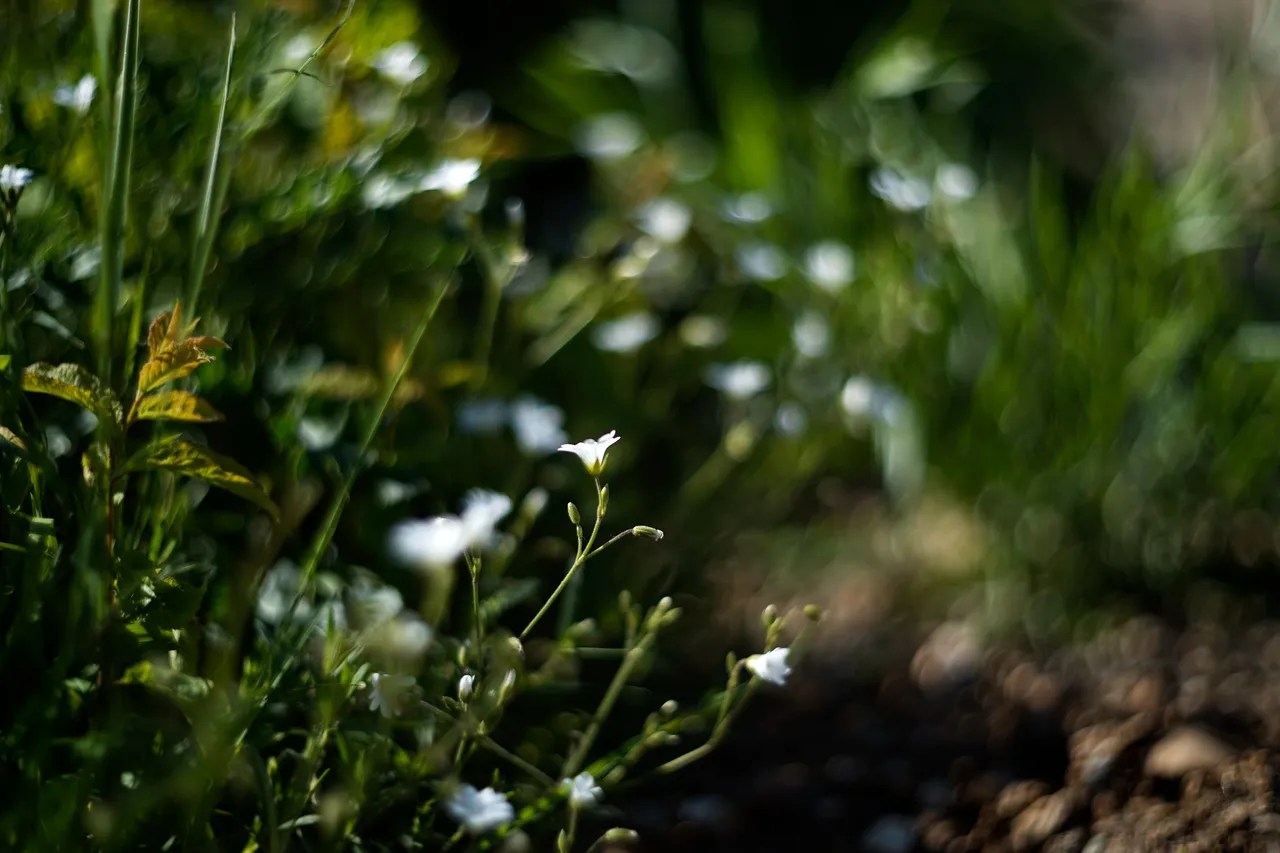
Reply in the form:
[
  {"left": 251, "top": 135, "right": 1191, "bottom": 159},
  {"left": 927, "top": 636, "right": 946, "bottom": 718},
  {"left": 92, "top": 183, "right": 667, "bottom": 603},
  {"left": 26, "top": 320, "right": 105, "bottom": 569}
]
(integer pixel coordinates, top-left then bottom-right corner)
[
  {"left": 444, "top": 785, "right": 514, "bottom": 834},
  {"left": 746, "top": 646, "right": 791, "bottom": 686},
  {"left": 361, "top": 173, "right": 417, "bottom": 209},
  {"left": 636, "top": 197, "right": 691, "bottom": 243},
  {"left": 557, "top": 430, "right": 621, "bottom": 477},
  {"left": 349, "top": 583, "right": 404, "bottom": 628},
  {"left": 510, "top": 396, "right": 568, "bottom": 455},
  {"left": 736, "top": 242, "right": 787, "bottom": 282},
  {"left": 461, "top": 489, "right": 513, "bottom": 540},
  {"left": 256, "top": 561, "right": 303, "bottom": 624},
  {"left": 369, "top": 672, "right": 415, "bottom": 718},
  {"left": 387, "top": 614, "right": 433, "bottom": 657},
  {"left": 297, "top": 415, "right": 343, "bottom": 451},
  {"left": 419, "top": 158, "right": 481, "bottom": 198},
  {"left": 775, "top": 402, "right": 808, "bottom": 437},
  {"left": 869, "top": 168, "right": 931, "bottom": 211},
  {"left": 457, "top": 673, "right": 475, "bottom": 702},
  {"left": 372, "top": 41, "right": 428, "bottom": 86},
  {"left": 803, "top": 241, "right": 855, "bottom": 292},
  {"left": 575, "top": 113, "right": 644, "bottom": 160},
  {"left": 840, "top": 375, "right": 878, "bottom": 418},
  {"left": 375, "top": 479, "right": 418, "bottom": 507},
  {"left": 591, "top": 311, "right": 660, "bottom": 353},
  {"left": 792, "top": 312, "right": 831, "bottom": 359},
  {"left": 563, "top": 772, "right": 603, "bottom": 808},
  {"left": 0, "top": 165, "right": 34, "bottom": 191},
  {"left": 936, "top": 163, "right": 978, "bottom": 201},
  {"left": 389, "top": 491, "right": 510, "bottom": 569},
  {"left": 53, "top": 74, "right": 96, "bottom": 114},
  {"left": 705, "top": 361, "right": 771, "bottom": 400}
]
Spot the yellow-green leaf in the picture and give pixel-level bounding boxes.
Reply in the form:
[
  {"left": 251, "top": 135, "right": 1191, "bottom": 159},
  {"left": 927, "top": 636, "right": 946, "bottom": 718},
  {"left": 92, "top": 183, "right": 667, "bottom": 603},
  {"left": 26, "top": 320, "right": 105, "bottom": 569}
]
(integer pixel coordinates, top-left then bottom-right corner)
[
  {"left": 125, "top": 435, "right": 278, "bottom": 520},
  {"left": 21, "top": 362, "right": 123, "bottom": 427},
  {"left": 0, "top": 426, "right": 26, "bottom": 455},
  {"left": 134, "top": 390, "right": 224, "bottom": 423},
  {"left": 137, "top": 340, "right": 218, "bottom": 393},
  {"left": 0, "top": 354, "right": 11, "bottom": 370}
]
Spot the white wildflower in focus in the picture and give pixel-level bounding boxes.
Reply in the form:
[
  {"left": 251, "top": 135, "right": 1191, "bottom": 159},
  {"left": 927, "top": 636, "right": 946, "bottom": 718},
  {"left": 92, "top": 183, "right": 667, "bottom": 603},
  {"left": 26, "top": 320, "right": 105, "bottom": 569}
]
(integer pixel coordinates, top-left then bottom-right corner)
[
  {"left": 591, "top": 312, "right": 660, "bottom": 353},
  {"left": 369, "top": 672, "right": 415, "bottom": 719},
  {"left": 869, "top": 168, "right": 931, "bottom": 212},
  {"left": 720, "top": 192, "right": 772, "bottom": 224},
  {"left": 349, "top": 583, "right": 404, "bottom": 628},
  {"left": 0, "top": 165, "right": 34, "bottom": 191},
  {"left": 775, "top": 402, "right": 808, "bottom": 437},
  {"left": 679, "top": 315, "right": 728, "bottom": 349},
  {"left": 510, "top": 396, "right": 568, "bottom": 455},
  {"left": 705, "top": 361, "right": 771, "bottom": 401},
  {"left": 803, "top": 241, "right": 855, "bottom": 292},
  {"left": 457, "top": 673, "right": 475, "bottom": 702},
  {"left": 53, "top": 74, "right": 96, "bottom": 114},
  {"left": 297, "top": 416, "right": 343, "bottom": 451},
  {"left": 563, "top": 772, "right": 604, "bottom": 808},
  {"left": 636, "top": 197, "right": 691, "bottom": 243},
  {"left": 840, "top": 375, "right": 878, "bottom": 418},
  {"left": 419, "top": 158, "right": 481, "bottom": 198},
  {"left": 746, "top": 647, "right": 792, "bottom": 686},
  {"left": 558, "top": 430, "right": 621, "bottom": 477},
  {"left": 361, "top": 174, "right": 416, "bottom": 209},
  {"left": 457, "top": 398, "right": 508, "bottom": 434},
  {"left": 792, "top": 312, "right": 831, "bottom": 359},
  {"left": 372, "top": 41, "right": 428, "bottom": 86},
  {"left": 575, "top": 113, "right": 645, "bottom": 160},
  {"left": 936, "top": 163, "right": 978, "bottom": 201},
  {"left": 388, "top": 516, "right": 470, "bottom": 568},
  {"left": 736, "top": 242, "right": 787, "bottom": 282},
  {"left": 444, "top": 785, "right": 514, "bottom": 834},
  {"left": 256, "top": 561, "right": 303, "bottom": 624}
]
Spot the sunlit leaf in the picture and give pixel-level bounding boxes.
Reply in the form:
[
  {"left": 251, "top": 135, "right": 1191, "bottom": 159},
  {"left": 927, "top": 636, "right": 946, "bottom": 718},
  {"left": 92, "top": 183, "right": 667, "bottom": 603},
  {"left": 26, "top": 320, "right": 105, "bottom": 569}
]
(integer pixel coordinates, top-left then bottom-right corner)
[
  {"left": 125, "top": 435, "right": 278, "bottom": 520},
  {"left": 134, "top": 390, "right": 224, "bottom": 423},
  {"left": 21, "top": 362, "right": 123, "bottom": 426},
  {"left": 0, "top": 427, "right": 25, "bottom": 453},
  {"left": 137, "top": 340, "right": 223, "bottom": 393},
  {"left": 299, "top": 364, "right": 379, "bottom": 399}
]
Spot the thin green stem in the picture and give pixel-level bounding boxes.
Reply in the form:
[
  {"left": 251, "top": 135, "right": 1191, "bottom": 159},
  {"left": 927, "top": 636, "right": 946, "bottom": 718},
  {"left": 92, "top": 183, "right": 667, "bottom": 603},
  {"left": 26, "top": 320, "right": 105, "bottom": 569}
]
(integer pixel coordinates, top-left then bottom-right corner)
[
  {"left": 187, "top": 13, "right": 237, "bottom": 314},
  {"left": 475, "top": 735, "right": 554, "bottom": 786},
  {"left": 561, "top": 633, "right": 653, "bottom": 778},
  {"left": 551, "top": 480, "right": 605, "bottom": 638}
]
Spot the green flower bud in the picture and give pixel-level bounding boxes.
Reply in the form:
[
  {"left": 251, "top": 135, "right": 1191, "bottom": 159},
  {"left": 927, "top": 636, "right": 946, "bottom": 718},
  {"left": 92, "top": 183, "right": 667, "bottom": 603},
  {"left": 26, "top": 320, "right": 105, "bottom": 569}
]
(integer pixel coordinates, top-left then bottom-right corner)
[
  {"left": 631, "top": 525, "right": 664, "bottom": 541},
  {"left": 567, "top": 502, "right": 581, "bottom": 526}
]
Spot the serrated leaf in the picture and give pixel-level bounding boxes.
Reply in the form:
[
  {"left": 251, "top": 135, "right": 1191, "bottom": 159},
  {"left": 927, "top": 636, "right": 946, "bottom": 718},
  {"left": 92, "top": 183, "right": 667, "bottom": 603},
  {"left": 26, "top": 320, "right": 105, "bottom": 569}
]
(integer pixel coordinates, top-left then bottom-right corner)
[
  {"left": 126, "top": 435, "right": 278, "bottom": 520},
  {"left": 137, "top": 340, "right": 221, "bottom": 393},
  {"left": 134, "top": 390, "right": 224, "bottom": 423},
  {"left": 21, "top": 363, "right": 123, "bottom": 426}
]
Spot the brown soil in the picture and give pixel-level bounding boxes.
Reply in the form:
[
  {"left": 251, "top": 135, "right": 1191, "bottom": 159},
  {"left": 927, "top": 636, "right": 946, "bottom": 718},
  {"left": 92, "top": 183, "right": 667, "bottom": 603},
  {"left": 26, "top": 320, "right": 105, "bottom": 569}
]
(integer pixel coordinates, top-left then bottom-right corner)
[{"left": 603, "top": 611, "right": 1280, "bottom": 853}]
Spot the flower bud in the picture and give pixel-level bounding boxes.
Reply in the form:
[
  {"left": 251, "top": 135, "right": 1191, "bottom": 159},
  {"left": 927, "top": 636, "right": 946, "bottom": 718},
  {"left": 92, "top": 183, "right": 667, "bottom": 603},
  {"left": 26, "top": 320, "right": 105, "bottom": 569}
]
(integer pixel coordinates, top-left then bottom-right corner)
[
  {"left": 761, "top": 604, "right": 778, "bottom": 628},
  {"left": 598, "top": 485, "right": 610, "bottom": 517},
  {"left": 567, "top": 502, "right": 581, "bottom": 526},
  {"left": 631, "top": 525, "right": 664, "bottom": 541},
  {"left": 804, "top": 604, "right": 824, "bottom": 622},
  {"left": 660, "top": 699, "right": 678, "bottom": 716},
  {"left": 600, "top": 828, "right": 640, "bottom": 845},
  {"left": 457, "top": 673, "right": 474, "bottom": 702}
]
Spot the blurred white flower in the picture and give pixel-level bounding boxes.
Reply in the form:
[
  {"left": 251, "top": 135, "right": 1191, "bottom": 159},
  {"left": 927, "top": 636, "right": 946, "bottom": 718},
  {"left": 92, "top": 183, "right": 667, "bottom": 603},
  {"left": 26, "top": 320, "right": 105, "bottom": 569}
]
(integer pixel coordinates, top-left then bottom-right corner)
[
  {"left": 419, "top": 158, "right": 481, "bottom": 198},
  {"left": 312, "top": 599, "right": 347, "bottom": 634},
  {"left": 361, "top": 173, "right": 417, "bottom": 209},
  {"left": 53, "top": 74, "right": 96, "bottom": 114},
  {"left": 0, "top": 165, "right": 33, "bottom": 191},
  {"left": 736, "top": 242, "right": 787, "bottom": 282},
  {"left": 705, "top": 361, "right": 771, "bottom": 400},
  {"left": 510, "top": 396, "right": 568, "bottom": 455},
  {"left": 256, "top": 561, "right": 303, "bottom": 624},
  {"left": 297, "top": 415, "right": 343, "bottom": 451},
  {"left": 563, "top": 772, "right": 604, "bottom": 808},
  {"left": 869, "top": 168, "right": 931, "bottom": 212},
  {"left": 44, "top": 426, "right": 71, "bottom": 459},
  {"left": 803, "top": 241, "right": 855, "bottom": 292},
  {"left": 591, "top": 312, "right": 660, "bottom": 353},
  {"left": 388, "top": 516, "right": 470, "bottom": 568},
  {"left": 457, "top": 398, "right": 508, "bottom": 434},
  {"left": 936, "top": 163, "right": 978, "bottom": 201},
  {"left": 775, "top": 402, "right": 808, "bottom": 437},
  {"left": 558, "top": 430, "right": 621, "bottom": 477},
  {"left": 386, "top": 614, "right": 433, "bottom": 657},
  {"left": 457, "top": 673, "right": 475, "bottom": 702},
  {"left": 461, "top": 489, "right": 513, "bottom": 536},
  {"left": 636, "top": 197, "right": 691, "bottom": 243},
  {"left": 372, "top": 41, "right": 428, "bottom": 86},
  {"left": 349, "top": 583, "right": 404, "bottom": 628},
  {"left": 575, "top": 113, "right": 645, "bottom": 160},
  {"left": 369, "top": 672, "right": 415, "bottom": 718},
  {"left": 746, "top": 646, "right": 791, "bottom": 686},
  {"left": 445, "top": 785, "right": 514, "bottom": 834},
  {"left": 720, "top": 192, "right": 773, "bottom": 224},
  {"left": 792, "top": 312, "right": 831, "bottom": 359},
  {"left": 840, "top": 375, "right": 878, "bottom": 418},
  {"left": 679, "top": 315, "right": 728, "bottom": 348},
  {"left": 375, "top": 479, "right": 418, "bottom": 507}
]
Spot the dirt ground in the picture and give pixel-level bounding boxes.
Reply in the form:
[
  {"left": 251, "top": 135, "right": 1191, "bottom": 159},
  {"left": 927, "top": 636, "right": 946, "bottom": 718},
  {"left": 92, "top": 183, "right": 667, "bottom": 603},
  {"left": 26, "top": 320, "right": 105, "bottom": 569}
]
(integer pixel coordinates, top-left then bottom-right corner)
[{"left": 600, "top": 604, "right": 1280, "bottom": 853}]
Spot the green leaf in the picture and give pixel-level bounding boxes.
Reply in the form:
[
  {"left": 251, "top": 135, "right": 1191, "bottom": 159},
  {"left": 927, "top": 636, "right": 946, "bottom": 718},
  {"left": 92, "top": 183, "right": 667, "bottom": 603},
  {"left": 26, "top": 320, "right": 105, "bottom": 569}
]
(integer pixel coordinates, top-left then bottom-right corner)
[
  {"left": 21, "top": 362, "right": 123, "bottom": 427},
  {"left": 126, "top": 435, "right": 279, "bottom": 520},
  {"left": 0, "top": 354, "right": 10, "bottom": 370},
  {"left": 137, "top": 339, "right": 224, "bottom": 393},
  {"left": 133, "top": 390, "right": 224, "bottom": 423}
]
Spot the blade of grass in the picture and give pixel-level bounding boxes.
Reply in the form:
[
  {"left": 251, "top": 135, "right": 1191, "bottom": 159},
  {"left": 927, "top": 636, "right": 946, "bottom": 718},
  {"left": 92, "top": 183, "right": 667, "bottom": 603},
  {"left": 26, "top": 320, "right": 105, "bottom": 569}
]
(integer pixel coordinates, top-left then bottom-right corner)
[
  {"left": 187, "top": 14, "right": 237, "bottom": 315},
  {"left": 96, "top": 0, "right": 141, "bottom": 387}
]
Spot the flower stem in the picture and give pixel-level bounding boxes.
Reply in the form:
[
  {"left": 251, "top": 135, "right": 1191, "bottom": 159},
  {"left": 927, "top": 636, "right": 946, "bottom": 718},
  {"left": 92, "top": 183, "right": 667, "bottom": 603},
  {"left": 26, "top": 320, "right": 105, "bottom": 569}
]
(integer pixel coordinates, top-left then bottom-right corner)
[
  {"left": 522, "top": 480, "right": 604, "bottom": 640},
  {"left": 562, "top": 632, "right": 654, "bottom": 778}
]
